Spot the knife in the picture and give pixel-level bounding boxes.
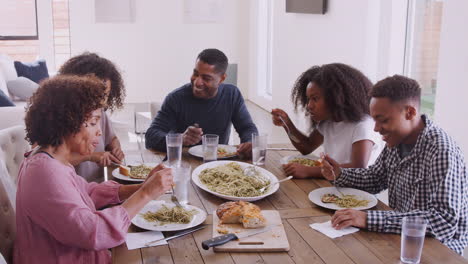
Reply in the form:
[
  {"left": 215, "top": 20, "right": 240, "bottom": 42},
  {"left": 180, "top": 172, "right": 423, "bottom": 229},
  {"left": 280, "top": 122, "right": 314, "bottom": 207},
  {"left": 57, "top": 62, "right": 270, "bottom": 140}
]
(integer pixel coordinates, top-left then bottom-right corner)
[
  {"left": 145, "top": 225, "right": 207, "bottom": 246},
  {"left": 201, "top": 225, "right": 274, "bottom": 250}
]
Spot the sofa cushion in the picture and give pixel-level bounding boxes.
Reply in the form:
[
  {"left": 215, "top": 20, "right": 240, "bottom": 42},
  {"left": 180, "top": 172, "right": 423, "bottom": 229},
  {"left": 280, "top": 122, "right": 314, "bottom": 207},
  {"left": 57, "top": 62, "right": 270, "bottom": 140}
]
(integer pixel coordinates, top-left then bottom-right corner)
[
  {"left": 14, "top": 59, "right": 49, "bottom": 84},
  {"left": 0, "top": 106, "right": 26, "bottom": 130},
  {"left": 0, "top": 125, "right": 30, "bottom": 186},
  {"left": 7, "top": 77, "right": 38, "bottom": 101},
  {"left": 0, "top": 55, "right": 18, "bottom": 82}
]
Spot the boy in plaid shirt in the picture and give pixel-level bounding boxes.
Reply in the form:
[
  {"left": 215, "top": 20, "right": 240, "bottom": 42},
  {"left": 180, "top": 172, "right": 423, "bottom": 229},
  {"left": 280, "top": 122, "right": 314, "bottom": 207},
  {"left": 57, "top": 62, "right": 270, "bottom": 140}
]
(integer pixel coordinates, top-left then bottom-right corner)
[{"left": 321, "top": 75, "right": 468, "bottom": 254}]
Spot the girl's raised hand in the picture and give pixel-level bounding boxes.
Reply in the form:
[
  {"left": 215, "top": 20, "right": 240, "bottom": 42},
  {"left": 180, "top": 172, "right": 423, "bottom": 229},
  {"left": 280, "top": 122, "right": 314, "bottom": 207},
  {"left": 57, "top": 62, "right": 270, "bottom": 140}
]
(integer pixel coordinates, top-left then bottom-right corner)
[{"left": 271, "top": 108, "right": 291, "bottom": 127}]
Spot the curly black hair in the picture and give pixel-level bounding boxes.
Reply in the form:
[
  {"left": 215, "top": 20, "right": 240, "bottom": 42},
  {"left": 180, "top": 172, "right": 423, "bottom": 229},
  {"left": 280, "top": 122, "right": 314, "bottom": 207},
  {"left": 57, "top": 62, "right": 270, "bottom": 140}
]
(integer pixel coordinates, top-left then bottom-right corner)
[
  {"left": 291, "top": 63, "right": 373, "bottom": 122},
  {"left": 58, "top": 52, "right": 125, "bottom": 112},
  {"left": 25, "top": 75, "right": 106, "bottom": 147},
  {"left": 371, "top": 75, "right": 421, "bottom": 105},
  {"left": 197, "top": 48, "right": 228, "bottom": 74}
]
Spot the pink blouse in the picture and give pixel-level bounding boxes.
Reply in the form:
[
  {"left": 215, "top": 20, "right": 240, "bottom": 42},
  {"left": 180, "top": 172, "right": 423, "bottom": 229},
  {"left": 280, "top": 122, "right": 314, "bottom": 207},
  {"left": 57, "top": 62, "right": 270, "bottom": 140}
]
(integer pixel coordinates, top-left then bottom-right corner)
[{"left": 14, "top": 153, "right": 131, "bottom": 264}]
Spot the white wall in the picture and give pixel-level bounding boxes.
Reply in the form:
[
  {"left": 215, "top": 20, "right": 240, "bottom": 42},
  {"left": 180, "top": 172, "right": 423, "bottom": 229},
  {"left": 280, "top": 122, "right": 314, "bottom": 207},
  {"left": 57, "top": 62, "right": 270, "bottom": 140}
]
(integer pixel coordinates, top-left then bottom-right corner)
[
  {"left": 37, "top": 0, "right": 55, "bottom": 70},
  {"left": 434, "top": 0, "right": 468, "bottom": 155},
  {"left": 247, "top": 0, "right": 403, "bottom": 132},
  {"left": 68, "top": 0, "right": 249, "bottom": 103}
]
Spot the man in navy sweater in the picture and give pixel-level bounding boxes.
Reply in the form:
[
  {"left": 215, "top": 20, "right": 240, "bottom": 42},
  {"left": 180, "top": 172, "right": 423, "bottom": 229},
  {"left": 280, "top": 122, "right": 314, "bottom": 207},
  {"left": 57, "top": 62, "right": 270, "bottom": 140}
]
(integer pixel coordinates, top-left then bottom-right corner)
[{"left": 145, "top": 49, "right": 258, "bottom": 158}]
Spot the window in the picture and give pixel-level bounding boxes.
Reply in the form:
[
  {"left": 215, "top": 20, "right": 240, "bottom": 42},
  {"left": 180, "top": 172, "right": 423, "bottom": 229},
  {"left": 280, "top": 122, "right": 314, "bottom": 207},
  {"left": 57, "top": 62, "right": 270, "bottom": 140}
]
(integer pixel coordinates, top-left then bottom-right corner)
[
  {"left": 256, "top": 0, "right": 273, "bottom": 98},
  {"left": 0, "top": 0, "right": 38, "bottom": 40},
  {"left": 404, "top": 0, "right": 443, "bottom": 117}
]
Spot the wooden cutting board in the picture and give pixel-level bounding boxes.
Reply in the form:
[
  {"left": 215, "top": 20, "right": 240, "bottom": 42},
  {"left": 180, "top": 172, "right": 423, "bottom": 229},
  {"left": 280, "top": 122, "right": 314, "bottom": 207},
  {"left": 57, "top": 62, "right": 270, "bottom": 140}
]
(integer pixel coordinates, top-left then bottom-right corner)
[{"left": 211, "top": 210, "right": 290, "bottom": 252}]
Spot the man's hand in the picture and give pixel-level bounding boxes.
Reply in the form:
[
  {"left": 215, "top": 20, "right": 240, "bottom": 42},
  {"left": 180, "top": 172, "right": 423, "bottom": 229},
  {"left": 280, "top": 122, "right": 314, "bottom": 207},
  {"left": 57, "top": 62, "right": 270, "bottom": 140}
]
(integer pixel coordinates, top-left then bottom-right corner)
[
  {"left": 236, "top": 142, "right": 252, "bottom": 159},
  {"left": 183, "top": 126, "right": 203, "bottom": 146},
  {"left": 282, "top": 163, "right": 312, "bottom": 178},
  {"left": 320, "top": 154, "right": 342, "bottom": 181},
  {"left": 331, "top": 209, "right": 367, "bottom": 229},
  {"left": 91, "top": 151, "right": 121, "bottom": 167}
]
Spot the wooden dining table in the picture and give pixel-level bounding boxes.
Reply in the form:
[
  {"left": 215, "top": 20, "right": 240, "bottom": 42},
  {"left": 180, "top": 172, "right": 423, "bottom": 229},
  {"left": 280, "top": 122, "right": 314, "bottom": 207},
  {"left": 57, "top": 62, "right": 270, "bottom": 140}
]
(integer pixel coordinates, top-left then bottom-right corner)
[{"left": 109, "top": 144, "right": 467, "bottom": 264}]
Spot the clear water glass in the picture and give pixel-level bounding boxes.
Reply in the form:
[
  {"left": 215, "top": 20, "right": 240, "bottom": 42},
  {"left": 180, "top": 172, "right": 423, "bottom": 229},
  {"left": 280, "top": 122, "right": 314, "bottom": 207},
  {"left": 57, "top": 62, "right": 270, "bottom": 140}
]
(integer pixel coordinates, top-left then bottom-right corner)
[
  {"left": 252, "top": 133, "right": 267, "bottom": 165},
  {"left": 166, "top": 133, "right": 182, "bottom": 167},
  {"left": 202, "top": 134, "right": 218, "bottom": 163},
  {"left": 172, "top": 163, "right": 191, "bottom": 204},
  {"left": 401, "top": 216, "right": 427, "bottom": 264}
]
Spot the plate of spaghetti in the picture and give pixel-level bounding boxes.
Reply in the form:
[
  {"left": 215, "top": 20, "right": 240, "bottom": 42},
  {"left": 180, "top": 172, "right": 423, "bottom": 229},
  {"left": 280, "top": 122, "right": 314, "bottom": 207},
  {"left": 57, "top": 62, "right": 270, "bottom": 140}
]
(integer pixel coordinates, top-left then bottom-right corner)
[
  {"left": 192, "top": 161, "right": 279, "bottom": 202},
  {"left": 188, "top": 144, "right": 238, "bottom": 159},
  {"left": 132, "top": 199, "right": 207, "bottom": 231},
  {"left": 308, "top": 187, "right": 377, "bottom": 210}
]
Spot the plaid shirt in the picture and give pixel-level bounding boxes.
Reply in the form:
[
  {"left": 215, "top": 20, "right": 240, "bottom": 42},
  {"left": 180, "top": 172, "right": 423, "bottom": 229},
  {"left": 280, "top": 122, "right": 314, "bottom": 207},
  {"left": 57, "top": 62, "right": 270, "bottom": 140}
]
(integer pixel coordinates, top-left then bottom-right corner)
[{"left": 336, "top": 115, "right": 468, "bottom": 254}]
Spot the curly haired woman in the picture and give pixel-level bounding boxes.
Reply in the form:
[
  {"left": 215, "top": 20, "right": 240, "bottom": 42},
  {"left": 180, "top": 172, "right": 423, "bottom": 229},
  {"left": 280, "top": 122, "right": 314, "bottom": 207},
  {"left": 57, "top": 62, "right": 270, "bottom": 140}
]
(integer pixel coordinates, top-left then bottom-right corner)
[
  {"left": 59, "top": 52, "right": 126, "bottom": 182},
  {"left": 271, "top": 63, "right": 383, "bottom": 178},
  {"left": 14, "top": 75, "right": 173, "bottom": 263}
]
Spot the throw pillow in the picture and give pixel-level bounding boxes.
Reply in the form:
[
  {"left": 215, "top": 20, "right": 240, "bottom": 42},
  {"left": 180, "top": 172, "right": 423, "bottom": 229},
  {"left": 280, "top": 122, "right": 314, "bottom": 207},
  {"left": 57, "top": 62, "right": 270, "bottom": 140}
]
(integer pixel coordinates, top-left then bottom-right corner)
[
  {"left": 0, "top": 54, "right": 18, "bottom": 81},
  {"left": 0, "top": 89, "right": 15, "bottom": 107},
  {"left": 0, "top": 70, "right": 9, "bottom": 96},
  {"left": 14, "top": 59, "right": 49, "bottom": 84},
  {"left": 7, "top": 77, "right": 39, "bottom": 101}
]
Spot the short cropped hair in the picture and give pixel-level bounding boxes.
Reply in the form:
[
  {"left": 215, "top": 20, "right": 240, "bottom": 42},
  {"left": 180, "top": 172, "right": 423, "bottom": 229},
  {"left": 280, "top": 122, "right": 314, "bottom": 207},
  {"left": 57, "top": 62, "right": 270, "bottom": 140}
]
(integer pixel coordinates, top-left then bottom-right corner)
[
  {"left": 59, "top": 52, "right": 125, "bottom": 112},
  {"left": 371, "top": 75, "right": 421, "bottom": 105},
  {"left": 25, "top": 75, "right": 106, "bottom": 147},
  {"left": 197, "top": 49, "right": 228, "bottom": 74}
]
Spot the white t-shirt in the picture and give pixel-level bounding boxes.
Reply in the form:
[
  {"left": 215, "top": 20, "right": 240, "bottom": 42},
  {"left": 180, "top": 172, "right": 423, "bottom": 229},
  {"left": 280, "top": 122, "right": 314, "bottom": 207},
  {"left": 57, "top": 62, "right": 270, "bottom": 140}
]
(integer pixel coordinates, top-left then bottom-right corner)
[{"left": 316, "top": 116, "right": 384, "bottom": 166}]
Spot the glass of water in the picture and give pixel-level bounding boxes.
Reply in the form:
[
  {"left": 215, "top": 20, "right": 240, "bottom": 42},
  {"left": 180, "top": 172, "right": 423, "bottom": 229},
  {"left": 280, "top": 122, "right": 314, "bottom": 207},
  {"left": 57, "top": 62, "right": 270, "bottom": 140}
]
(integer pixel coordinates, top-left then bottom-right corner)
[
  {"left": 202, "top": 134, "right": 218, "bottom": 163},
  {"left": 172, "top": 162, "right": 191, "bottom": 205},
  {"left": 401, "top": 216, "right": 427, "bottom": 264},
  {"left": 252, "top": 133, "right": 267, "bottom": 165},
  {"left": 166, "top": 133, "right": 183, "bottom": 167}
]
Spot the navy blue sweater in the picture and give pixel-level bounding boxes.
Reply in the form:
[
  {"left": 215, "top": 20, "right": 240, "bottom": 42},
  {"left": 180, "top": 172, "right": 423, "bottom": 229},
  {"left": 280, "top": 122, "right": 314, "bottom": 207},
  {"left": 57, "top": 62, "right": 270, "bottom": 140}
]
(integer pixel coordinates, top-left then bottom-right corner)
[{"left": 145, "top": 83, "right": 258, "bottom": 151}]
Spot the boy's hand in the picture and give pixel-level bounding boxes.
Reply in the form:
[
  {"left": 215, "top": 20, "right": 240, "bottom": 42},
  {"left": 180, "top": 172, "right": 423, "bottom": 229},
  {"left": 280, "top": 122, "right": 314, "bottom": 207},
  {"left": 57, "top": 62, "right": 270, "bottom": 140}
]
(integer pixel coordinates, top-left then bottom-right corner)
[
  {"left": 331, "top": 209, "right": 367, "bottom": 229},
  {"left": 320, "top": 154, "right": 342, "bottom": 181}
]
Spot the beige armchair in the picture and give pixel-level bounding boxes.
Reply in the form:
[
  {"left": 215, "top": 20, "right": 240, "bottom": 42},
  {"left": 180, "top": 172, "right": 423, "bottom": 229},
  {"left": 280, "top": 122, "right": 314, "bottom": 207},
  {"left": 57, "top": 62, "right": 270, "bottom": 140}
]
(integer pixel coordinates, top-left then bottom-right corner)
[{"left": 0, "top": 125, "right": 30, "bottom": 263}]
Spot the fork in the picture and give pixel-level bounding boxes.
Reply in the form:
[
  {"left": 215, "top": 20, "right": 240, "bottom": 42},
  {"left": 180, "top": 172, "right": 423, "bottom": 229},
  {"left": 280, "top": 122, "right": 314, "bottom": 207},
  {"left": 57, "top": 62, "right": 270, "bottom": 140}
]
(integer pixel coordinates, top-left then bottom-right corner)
[
  {"left": 171, "top": 185, "right": 183, "bottom": 208},
  {"left": 320, "top": 153, "right": 345, "bottom": 197},
  {"left": 259, "top": 176, "right": 293, "bottom": 193},
  {"left": 279, "top": 116, "right": 300, "bottom": 143}
]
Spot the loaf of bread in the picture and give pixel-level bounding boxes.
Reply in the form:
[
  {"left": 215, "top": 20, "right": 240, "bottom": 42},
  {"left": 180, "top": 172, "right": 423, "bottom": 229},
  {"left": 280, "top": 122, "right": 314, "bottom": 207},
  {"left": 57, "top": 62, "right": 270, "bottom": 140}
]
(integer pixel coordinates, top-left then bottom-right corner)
[{"left": 216, "top": 201, "right": 266, "bottom": 228}]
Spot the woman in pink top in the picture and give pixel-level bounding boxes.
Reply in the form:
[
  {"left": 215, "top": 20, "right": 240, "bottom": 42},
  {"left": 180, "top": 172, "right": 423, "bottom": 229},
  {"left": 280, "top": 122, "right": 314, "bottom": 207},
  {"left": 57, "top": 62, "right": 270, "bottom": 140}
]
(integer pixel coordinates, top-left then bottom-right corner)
[{"left": 14, "top": 75, "right": 173, "bottom": 264}]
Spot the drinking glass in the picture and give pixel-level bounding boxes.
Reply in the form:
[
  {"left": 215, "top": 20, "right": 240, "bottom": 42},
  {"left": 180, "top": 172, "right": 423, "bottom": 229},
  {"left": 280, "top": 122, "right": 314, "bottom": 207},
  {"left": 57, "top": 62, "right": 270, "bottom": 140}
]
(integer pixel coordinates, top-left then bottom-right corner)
[
  {"left": 166, "top": 133, "right": 182, "bottom": 167},
  {"left": 252, "top": 133, "right": 267, "bottom": 165},
  {"left": 401, "top": 216, "right": 427, "bottom": 264},
  {"left": 202, "top": 134, "right": 218, "bottom": 163},
  {"left": 172, "top": 162, "right": 191, "bottom": 204}
]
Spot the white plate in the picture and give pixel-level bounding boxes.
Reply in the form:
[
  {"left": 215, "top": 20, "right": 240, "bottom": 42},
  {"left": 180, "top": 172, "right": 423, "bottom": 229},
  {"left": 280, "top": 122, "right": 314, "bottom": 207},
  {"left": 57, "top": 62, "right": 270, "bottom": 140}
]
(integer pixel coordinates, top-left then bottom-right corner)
[
  {"left": 111, "top": 162, "right": 158, "bottom": 182},
  {"left": 192, "top": 160, "right": 279, "bottom": 202},
  {"left": 279, "top": 155, "right": 320, "bottom": 165},
  {"left": 188, "top": 144, "right": 238, "bottom": 159},
  {"left": 131, "top": 200, "right": 207, "bottom": 231},
  {"left": 308, "top": 187, "right": 378, "bottom": 210}
]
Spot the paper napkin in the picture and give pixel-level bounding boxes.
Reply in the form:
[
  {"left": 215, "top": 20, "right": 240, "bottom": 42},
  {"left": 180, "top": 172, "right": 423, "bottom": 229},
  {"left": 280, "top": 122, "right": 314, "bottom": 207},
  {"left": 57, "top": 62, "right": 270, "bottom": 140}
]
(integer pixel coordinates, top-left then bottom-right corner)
[
  {"left": 126, "top": 231, "right": 168, "bottom": 250},
  {"left": 310, "top": 220, "right": 359, "bottom": 238}
]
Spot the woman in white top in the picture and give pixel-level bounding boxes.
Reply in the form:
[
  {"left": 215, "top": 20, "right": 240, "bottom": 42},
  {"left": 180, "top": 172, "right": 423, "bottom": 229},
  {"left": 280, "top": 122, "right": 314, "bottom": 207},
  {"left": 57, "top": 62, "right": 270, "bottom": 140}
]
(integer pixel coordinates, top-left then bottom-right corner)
[{"left": 272, "top": 63, "right": 383, "bottom": 178}]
